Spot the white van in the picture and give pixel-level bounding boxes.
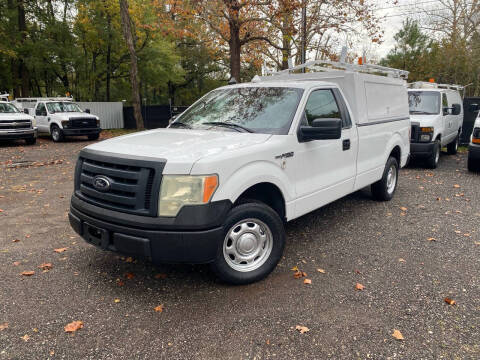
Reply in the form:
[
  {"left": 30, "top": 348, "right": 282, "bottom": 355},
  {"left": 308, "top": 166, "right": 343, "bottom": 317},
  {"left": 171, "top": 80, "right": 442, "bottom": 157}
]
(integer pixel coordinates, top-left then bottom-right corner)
[
  {"left": 69, "top": 61, "right": 410, "bottom": 284},
  {"left": 468, "top": 112, "right": 480, "bottom": 171},
  {"left": 408, "top": 82, "right": 464, "bottom": 168}
]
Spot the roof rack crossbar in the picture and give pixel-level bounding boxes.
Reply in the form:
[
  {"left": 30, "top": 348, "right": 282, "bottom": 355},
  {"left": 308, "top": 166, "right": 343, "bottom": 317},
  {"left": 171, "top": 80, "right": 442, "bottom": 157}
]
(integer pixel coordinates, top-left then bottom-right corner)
[{"left": 266, "top": 59, "right": 409, "bottom": 79}]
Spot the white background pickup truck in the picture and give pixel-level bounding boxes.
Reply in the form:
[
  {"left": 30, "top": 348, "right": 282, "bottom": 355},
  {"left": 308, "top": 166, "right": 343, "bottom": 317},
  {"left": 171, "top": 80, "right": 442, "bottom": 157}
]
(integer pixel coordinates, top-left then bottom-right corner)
[{"left": 69, "top": 62, "right": 410, "bottom": 284}]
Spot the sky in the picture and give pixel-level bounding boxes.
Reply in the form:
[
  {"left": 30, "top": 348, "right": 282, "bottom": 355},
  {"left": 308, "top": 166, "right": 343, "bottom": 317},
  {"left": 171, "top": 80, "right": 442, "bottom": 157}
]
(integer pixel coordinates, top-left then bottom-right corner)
[{"left": 367, "top": 0, "right": 441, "bottom": 60}]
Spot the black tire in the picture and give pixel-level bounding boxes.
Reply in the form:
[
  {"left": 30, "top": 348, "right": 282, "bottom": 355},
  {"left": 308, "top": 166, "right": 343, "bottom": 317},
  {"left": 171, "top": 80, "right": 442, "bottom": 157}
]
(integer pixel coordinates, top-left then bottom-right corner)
[
  {"left": 88, "top": 133, "right": 100, "bottom": 140},
  {"left": 25, "top": 137, "right": 36, "bottom": 145},
  {"left": 447, "top": 134, "right": 459, "bottom": 155},
  {"left": 371, "top": 156, "right": 399, "bottom": 201},
  {"left": 426, "top": 140, "right": 440, "bottom": 169},
  {"left": 51, "top": 125, "right": 64, "bottom": 142},
  {"left": 468, "top": 154, "right": 480, "bottom": 172},
  {"left": 210, "top": 202, "right": 285, "bottom": 285}
]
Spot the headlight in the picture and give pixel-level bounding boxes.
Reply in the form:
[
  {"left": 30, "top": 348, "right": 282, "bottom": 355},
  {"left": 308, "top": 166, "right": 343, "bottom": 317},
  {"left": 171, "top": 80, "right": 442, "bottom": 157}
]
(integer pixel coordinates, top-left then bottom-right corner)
[
  {"left": 420, "top": 127, "right": 433, "bottom": 142},
  {"left": 61, "top": 120, "right": 69, "bottom": 128},
  {"left": 158, "top": 175, "right": 218, "bottom": 217}
]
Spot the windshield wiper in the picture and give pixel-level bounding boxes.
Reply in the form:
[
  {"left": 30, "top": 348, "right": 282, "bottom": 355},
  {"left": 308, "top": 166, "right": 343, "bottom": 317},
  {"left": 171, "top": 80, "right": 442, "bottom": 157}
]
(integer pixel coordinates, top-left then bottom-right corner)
[
  {"left": 202, "top": 121, "right": 254, "bottom": 133},
  {"left": 169, "top": 121, "right": 192, "bottom": 129}
]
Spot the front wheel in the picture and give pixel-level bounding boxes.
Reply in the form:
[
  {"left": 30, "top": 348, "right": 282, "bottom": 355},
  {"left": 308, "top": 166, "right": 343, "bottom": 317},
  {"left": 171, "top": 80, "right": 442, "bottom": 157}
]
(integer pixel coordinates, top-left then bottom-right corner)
[
  {"left": 210, "top": 202, "right": 285, "bottom": 285},
  {"left": 88, "top": 133, "right": 100, "bottom": 140},
  {"left": 371, "top": 156, "right": 399, "bottom": 201},
  {"left": 426, "top": 140, "right": 440, "bottom": 169},
  {"left": 468, "top": 154, "right": 479, "bottom": 172},
  {"left": 51, "top": 125, "right": 64, "bottom": 142},
  {"left": 447, "top": 134, "right": 459, "bottom": 155}
]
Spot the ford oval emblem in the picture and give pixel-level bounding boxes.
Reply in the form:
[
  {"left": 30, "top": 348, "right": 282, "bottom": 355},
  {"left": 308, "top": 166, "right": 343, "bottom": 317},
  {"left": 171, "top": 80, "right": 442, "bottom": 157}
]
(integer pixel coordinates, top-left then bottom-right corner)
[{"left": 93, "top": 175, "right": 112, "bottom": 192}]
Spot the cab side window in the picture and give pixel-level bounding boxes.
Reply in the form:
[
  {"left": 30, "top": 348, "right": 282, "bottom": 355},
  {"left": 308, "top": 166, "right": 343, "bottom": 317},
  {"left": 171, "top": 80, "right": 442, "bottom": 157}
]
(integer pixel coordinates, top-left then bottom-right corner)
[
  {"left": 304, "top": 89, "right": 341, "bottom": 126},
  {"left": 36, "top": 103, "right": 46, "bottom": 116}
]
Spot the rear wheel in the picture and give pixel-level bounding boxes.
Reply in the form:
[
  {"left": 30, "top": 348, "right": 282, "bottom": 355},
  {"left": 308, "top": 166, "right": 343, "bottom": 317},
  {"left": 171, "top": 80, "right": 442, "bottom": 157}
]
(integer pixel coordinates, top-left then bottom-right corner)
[
  {"left": 371, "top": 156, "right": 399, "bottom": 201},
  {"left": 447, "top": 134, "right": 459, "bottom": 155},
  {"left": 426, "top": 140, "right": 440, "bottom": 169},
  {"left": 210, "top": 202, "right": 285, "bottom": 285},
  {"left": 25, "top": 137, "right": 36, "bottom": 145},
  {"left": 51, "top": 125, "right": 64, "bottom": 142}
]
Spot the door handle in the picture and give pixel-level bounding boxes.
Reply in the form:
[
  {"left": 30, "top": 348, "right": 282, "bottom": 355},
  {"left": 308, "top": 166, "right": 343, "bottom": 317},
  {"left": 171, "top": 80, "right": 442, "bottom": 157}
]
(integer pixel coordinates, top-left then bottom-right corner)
[{"left": 343, "top": 139, "right": 350, "bottom": 151}]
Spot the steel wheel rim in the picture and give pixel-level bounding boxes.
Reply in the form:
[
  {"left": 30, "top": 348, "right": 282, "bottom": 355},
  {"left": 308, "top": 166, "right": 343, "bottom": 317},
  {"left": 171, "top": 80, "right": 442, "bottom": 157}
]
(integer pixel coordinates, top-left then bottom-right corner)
[
  {"left": 223, "top": 218, "right": 273, "bottom": 272},
  {"left": 52, "top": 128, "right": 59, "bottom": 141},
  {"left": 386, "top": 164, "right": 397, "bottom": 194}
]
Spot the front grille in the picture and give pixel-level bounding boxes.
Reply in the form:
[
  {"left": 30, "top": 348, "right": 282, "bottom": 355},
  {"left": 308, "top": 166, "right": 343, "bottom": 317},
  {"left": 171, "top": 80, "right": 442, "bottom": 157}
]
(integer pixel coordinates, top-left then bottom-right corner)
[
  {"left": 69, "top": 117, "right": 97, "bottom": 128},
  {"left": 75, "top": 150, "right": 165, "bottom": 216},
  {"left": 0, "top": 119, "right": 31, "bottom": 130},
  {"left": 411, "top": 123, "right": 420, "bottom": 142}
]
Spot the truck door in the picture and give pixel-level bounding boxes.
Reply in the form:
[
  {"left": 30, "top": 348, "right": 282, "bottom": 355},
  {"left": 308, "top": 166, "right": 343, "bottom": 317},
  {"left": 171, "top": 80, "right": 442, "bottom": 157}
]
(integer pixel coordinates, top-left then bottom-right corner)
[
  {"left": 35, "top": 102, "right": 48, "bottom": 132},
  {"left": 294, "top": 88, "right": 358, "bottom": 217},
  {"left": 442, "top": 93, "right": 454, "bottom": 143}
]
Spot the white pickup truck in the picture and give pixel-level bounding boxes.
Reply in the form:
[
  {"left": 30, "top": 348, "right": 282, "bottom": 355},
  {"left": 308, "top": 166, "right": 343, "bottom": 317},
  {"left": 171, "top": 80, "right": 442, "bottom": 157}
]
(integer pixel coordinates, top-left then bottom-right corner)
[
  {"left": 0, "top": 101, "right": 37, "bottom": 145},
  {"left": 14, "top": 98, "right": 101, "bottom": 142},
  {"left": 408, "top": 82, "right": 464, "bottom": 168},
  {"left": 69, "top": 61, "right": 410, "bottom": 284}
]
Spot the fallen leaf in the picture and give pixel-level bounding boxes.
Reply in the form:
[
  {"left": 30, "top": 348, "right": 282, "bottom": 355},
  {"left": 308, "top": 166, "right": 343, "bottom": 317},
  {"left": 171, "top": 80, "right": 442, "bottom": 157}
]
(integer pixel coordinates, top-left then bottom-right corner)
[
  {"left": 392, "top": 329, "right": 404, "bottom": 340},
  {"left": 355, "top": 283, "right": 365, "bottom": 291},
  {"left": 54, "top": 248, "right": 67, "bottom": 253},
  {"left": 453, "top": 184, "right": 460, "bottom": 188},
  {"left": 125, "top": 272, "right": 135, "bottom": 279},
  {"left": 444, "top": 297, "right": 456, "bottom": 305},
  {"left": 12, "top": 239, "right": 20, "bottom": 243},
  {"left": 154, "top": 273, "right": 167, "bottom": 279},
  {"left": 454, "top": 230, "right": 461, "bottom": 234},
  {"left": 116, "top": 279, "right": 125, "bottom": 286},
  {"left": 154, "top": 305, "right": 164, "bottom": 313},
  {"left": 0, "top": 323, "right": 8, "bottom": 331},
  {"left": 64, "top": 321, "right": 83, "bottom": 333},
  {"left": 13, "top": 261, "right": 20, "bottom": 266},
  {"left": 463, "top": 233, "right": 471, "bottom": 237},
  {"left": 290, "top": 266, "right": 299, "bottom": 271},
  {"left": 0, "top": 209, "right": 3, "bottom": 213},
  {"left": 125, "top": 257, "right": 133, "bottom": 263},
  {"left": 295, "top": 325, "right": 310, "bottom": 334},
  {"left": 400, "top": 206, "right": 408, "bottom": 211},
  {"left": 303, "top": 278, "right": 312, "bottom": 285},
  {"left": 317, "top": 268, "right": 326, "bottom": 273},
  {"left": 21, "top": 271, "right": 35, "bottom": 276},
  {"left": 21, "top": 334, "right": 30, "bottom": 342},
  {"left": 475, "top": 242, "right": 480, "bottom": 246},
  {"left": 398, "top": 258, "right": 406, "bottom": 262},
  {"left": 114, "top": 299, "right": 120, "bottom": 303},
  {"left": 38, "top": 263, "right": 53, "bottom": 271},
  {"left": 427, "top": 237, "right": 437, "bottom": 242}
]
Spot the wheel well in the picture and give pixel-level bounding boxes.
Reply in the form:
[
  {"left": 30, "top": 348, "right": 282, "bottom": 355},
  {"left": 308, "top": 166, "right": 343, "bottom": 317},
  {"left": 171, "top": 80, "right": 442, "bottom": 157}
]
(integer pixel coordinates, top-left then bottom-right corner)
[
  {"left": 435, "top": 133, "right": 441, "bottom": 141},
  {"left": 389, "top": 145, "right": 401, "bottom": 164},
  {"left": 235, "top": 182, "right": 286, "bottom": 221}
]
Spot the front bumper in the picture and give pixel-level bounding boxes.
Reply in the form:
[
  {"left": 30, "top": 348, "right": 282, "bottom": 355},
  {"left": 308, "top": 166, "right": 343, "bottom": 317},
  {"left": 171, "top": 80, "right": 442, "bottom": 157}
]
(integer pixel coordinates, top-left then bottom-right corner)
[
  {"left": 69, "top": 195, "right": 232, "bottom": 264},
  {"left": 468, "top": 144, "right": 480, "bottom": 161},
  {"left": 0, "top": 128, "right": 37, "bottom": 140},
  {"left": 410, "top": 142, "right": 435, "bottom": 158},
  {"left": 62, "top": 127, "right": 101, "bottom": 136}
]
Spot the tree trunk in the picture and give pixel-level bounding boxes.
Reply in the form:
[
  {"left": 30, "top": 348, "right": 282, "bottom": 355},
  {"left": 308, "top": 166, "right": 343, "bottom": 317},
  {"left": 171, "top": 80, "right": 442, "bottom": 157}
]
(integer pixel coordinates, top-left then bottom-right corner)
[
  {"left": 229, "top": 21, "right": 241, "bottom": 82},
  {"left": 106, "top": 15, "right": 112, "bottom": 101},
  {"left": 119, "top": 0, "right": 144, "bottom": 129},
  {"left": 17, "top": 0, "right": 29, "bottom": 97}
]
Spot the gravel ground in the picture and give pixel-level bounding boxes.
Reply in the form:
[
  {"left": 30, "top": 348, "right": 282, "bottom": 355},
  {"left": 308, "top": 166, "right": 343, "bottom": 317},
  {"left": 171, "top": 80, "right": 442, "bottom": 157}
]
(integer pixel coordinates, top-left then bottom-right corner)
[{"left": 0, "top": 136, "right": 479, "bottom": 359}]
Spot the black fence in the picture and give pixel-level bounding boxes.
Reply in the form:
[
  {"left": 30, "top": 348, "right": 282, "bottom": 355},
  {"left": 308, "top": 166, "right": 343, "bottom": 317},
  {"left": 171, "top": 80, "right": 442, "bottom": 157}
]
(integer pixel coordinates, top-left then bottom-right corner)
[
  {"left": 462, "top": 97, "right": 480, "bottom": 144},
  {"left": 123, "top": 105, "right": 188, "bottom": 129}
]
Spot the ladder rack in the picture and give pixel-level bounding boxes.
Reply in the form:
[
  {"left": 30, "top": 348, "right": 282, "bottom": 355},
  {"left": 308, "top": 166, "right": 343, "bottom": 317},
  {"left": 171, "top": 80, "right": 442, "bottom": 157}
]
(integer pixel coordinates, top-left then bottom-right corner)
[
  {"left": 408, "top": 82, "right": 464, "bottom": 91},
  {"left": 264, "top": 59, "right": 409, "bottom": 79}
]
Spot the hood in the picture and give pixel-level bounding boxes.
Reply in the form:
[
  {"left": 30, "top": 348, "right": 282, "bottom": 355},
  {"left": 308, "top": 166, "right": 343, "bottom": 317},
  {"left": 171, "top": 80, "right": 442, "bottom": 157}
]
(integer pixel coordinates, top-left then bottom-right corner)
[
  {"left": 52, "top": 112, "right": 97, "bottom": 120},
  {"left": 84, "top": 128, "right": 272, "bottom": 174},
  {"left": 410, "top": 114, "right": 441, "bottom": 127},
  {"left": 0, "top": 112, "right": 33, "bottom": 121}
]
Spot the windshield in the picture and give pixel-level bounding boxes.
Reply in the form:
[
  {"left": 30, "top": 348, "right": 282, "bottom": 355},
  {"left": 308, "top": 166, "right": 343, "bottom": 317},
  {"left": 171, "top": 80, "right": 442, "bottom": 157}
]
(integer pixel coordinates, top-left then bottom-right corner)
[
  {"left": 0, "top": 103, "right": 20, "bottom": 113},
  {"left": 174, "top": 87, "right": 304, "bottom": 134},
  {"left": 46, "top": 102, "right": 82, "bottom": 113},
  {"left": 408, "top": 91, "right": 440, "bottom": 115}
]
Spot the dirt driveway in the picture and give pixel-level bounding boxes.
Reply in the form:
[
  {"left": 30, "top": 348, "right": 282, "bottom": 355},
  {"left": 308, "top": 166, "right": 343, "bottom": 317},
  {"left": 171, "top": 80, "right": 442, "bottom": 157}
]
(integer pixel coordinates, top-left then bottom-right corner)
[{"left": 1, "top": 135, "right": 479, "bottom": 359}]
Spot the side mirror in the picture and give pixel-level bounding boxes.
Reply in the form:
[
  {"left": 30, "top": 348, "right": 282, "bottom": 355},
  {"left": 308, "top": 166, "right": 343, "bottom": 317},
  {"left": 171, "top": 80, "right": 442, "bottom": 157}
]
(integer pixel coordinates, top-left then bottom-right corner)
[
  {"left": 299, "top": 118, "right": 342, "bottom": 141},
  {"left": 85, "top": 109, "right": 91, "bottom": 113},
  {"left": 452, "top": 103, "right": 461, "bottom": 116}
]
